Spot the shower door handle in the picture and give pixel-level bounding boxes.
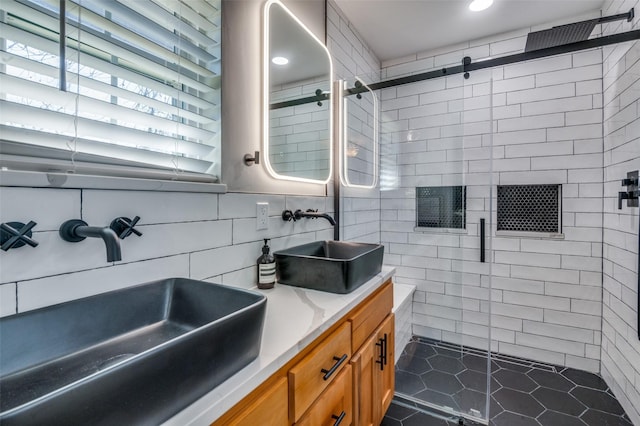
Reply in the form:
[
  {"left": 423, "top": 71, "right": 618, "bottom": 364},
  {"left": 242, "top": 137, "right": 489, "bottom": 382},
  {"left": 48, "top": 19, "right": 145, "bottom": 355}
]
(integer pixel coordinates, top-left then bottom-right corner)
[{"left": 480, "top": 218, "right": 486, "bottom": 263}]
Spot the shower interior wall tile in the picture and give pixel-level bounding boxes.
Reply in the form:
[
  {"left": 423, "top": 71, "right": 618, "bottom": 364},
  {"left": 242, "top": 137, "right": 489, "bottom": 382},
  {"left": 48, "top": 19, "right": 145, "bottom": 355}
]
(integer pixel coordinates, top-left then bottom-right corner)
[
  {"left": 380, "top": 25, "right": 604, "bottom": 372},
  {"left": 601, "top": 1, "right": 640, "bottom": 424}
]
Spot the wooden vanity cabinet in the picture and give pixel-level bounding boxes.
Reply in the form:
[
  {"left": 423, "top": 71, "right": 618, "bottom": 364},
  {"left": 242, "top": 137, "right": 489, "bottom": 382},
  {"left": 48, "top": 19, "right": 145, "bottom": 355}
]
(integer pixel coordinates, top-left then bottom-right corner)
[
  {"left": 349, "top": 284, "right": 394, "bottom": 426},
  {"left": 213, "top": 280, "right": 394, "bottom": 426},
  {"left": 355, "top": 314, "right": 394, "bottom": 426}
]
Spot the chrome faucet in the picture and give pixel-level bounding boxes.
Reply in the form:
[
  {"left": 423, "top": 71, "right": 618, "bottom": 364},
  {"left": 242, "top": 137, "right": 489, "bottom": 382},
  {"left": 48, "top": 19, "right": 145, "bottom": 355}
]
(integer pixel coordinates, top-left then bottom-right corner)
[
  {"left": 59, "top": 220, "right": 122, "bottom": 262},
  {"left": 282, "top": 209, "right": 336, "bottom": 226}
]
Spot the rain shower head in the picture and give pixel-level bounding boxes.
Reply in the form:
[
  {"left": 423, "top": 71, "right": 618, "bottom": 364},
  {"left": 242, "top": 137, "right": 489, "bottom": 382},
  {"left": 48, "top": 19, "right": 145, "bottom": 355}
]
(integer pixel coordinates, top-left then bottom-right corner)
[{"left": 525, "top": 8, "right": 635, "bottom": 52}]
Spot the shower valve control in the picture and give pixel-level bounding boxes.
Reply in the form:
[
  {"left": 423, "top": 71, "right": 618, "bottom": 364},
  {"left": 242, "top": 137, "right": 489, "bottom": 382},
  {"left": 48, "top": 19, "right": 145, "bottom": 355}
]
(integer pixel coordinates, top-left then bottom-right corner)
[{"left": 618, "top": 170, "right": 639, "bottom": 209}]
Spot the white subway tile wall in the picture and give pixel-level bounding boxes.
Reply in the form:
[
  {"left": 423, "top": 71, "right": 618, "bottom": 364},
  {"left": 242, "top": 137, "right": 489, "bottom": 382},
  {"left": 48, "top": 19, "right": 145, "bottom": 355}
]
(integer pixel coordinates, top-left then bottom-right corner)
[
  {"left": 0, "top": 188, "right": 335, "bottom": 314},
  {"left": 379, "top": 17, "right": 606, "bottom": 373},
  {"left": 327, "top": 0, "right": 382, "bottom": 244},
  {"left": 601, "top": 0, "right": 640, "bottom": 424}
]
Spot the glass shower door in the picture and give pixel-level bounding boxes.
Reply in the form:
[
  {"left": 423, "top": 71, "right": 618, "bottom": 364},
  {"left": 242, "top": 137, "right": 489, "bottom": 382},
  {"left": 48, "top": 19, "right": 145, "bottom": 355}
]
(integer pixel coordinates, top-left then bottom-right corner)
[
  {"left": 455, "top": 67, "right": 495, "bottom": 422},
  {"left": 391, "top": 67, "right": 493, "bottom": 424}
]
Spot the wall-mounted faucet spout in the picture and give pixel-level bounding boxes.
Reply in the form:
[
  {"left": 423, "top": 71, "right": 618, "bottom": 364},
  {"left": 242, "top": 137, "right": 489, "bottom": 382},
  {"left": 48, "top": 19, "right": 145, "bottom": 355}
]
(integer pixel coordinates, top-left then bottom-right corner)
[
  {"left": 282, "top": 209, "right": 337, "bottom": 226},
  {"left": 295, "top": 209, "right": 336, "bottom": 226},
  {"left": 60, "top": 220, "right": 122, "bottom": 262}
]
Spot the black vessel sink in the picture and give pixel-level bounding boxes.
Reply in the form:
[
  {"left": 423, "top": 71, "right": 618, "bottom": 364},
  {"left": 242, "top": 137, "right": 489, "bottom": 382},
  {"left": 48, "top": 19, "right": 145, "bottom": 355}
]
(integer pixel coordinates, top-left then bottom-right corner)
[
  {"left": 0, "top": 278, "right": 266, "bottom": 425},
  {"left": 274, "top": 241, "right": 384, "bottom": 294}
]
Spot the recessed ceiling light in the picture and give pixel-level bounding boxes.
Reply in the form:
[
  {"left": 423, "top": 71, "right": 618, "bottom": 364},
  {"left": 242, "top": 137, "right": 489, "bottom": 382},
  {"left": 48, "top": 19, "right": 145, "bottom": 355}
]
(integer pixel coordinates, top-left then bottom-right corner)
[
  {"left": 272, "top": 56, "right": 289, "bottom": 65},
  {"left": 469, "top": 0, "right": 493, "bottom": 12}
]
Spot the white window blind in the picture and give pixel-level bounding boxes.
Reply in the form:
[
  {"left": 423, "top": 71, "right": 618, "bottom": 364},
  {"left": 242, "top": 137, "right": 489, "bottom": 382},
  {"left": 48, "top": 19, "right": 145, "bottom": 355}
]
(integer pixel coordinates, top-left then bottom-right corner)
[{"left": 0, "top": 0, "right": 221, "bottom": 182}]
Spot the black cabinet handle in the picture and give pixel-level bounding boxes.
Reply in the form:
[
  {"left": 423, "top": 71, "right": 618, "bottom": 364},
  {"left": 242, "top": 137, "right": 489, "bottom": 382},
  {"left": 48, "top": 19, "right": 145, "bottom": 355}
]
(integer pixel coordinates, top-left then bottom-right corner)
[
  {"left": 375, "top": 333, "right": 388, "bottom": 371},
  {"left": 331, "top": 411, "right": 346, "bottom": 426},
  {"left": 383, "top": 333, "right": 388, "bottom": 366},
  {"left": 321, "top": 354, "right": 347, "bottom": 381},
  {"left": 480, "top": 218, "right": 486, "bottom": 263}
]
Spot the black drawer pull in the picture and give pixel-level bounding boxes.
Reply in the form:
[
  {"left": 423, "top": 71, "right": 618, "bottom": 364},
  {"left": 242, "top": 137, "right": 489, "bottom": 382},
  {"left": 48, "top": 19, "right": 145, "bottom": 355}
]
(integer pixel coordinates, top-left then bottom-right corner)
[
  {"left": 321, "top": 354, "right": 347, "bottom": 381},
  {"left": 331, "top": 411, "right": 346, "bottom": 426}
]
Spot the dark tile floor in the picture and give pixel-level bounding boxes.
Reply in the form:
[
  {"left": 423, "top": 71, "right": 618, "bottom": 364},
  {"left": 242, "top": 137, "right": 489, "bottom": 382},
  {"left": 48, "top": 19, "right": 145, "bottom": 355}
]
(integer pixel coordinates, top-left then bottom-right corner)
[{"left": 384, "top": 336, "right": 634, "bottom": 426}]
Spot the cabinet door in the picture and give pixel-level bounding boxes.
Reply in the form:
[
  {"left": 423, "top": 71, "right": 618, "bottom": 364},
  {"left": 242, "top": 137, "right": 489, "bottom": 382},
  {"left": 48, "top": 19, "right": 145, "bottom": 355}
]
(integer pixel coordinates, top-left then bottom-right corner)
[
  {"left": 295, "top": 365, "right": 353, "bottom": 426},
  {"left": 377, "top": 314, "right": 395, "bottom": 419},
  {"left": 351, "top": 314, "right": 395, "bottom": 426},
  {"left": 226, "top": 377, "right": 288, "bottom": 426},
  {"left": 351, "top": 332, "right": 376, "bottom": 426}
]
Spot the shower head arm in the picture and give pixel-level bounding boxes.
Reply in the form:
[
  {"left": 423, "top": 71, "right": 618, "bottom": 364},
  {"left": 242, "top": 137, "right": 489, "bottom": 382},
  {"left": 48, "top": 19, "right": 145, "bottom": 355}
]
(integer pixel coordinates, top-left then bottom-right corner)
[{"left": 596, "top": 8, "right": 634, "bottom": 25}]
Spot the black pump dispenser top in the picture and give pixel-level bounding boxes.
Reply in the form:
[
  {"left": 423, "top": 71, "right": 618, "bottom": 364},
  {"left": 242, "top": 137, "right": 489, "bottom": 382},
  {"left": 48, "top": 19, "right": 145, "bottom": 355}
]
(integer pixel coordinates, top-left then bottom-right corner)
[{"left": 262, "top": 238, "right": 270, "bottom": 254}]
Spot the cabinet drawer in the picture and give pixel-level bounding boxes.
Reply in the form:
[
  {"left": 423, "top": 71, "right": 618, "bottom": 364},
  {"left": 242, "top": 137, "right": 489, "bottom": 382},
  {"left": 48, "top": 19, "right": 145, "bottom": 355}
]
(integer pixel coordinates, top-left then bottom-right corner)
[
  {"left": 226, "top": 377, "right": 288, "bottom": 426},
  {"left": 295, "top": 365, "right": 352, "bottom": 426},
  {"left": 289, "top": 322, "right": 351, "bottom": 422},
  {"left": 348, "top": 280, "right": 393, "bottom": 353}
]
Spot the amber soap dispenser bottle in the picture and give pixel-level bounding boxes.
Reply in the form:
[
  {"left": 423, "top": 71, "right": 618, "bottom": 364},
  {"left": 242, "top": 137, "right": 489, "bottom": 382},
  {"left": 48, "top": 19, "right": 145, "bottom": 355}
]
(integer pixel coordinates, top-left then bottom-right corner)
[{"left": 257, "top": 238, "right": 276, "bottom": 289}]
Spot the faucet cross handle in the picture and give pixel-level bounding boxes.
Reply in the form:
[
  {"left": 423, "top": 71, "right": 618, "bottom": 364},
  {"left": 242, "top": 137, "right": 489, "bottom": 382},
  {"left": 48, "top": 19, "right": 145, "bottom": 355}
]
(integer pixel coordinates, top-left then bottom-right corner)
[
  {"left": 1, "top": 221, "right": 39, "bottom": 251},
  {"left": 110, "top": 216, "right": 142, "bottom": 239},
  {"left": 282, "top": 210, "right": 296, "bottom": 222}
]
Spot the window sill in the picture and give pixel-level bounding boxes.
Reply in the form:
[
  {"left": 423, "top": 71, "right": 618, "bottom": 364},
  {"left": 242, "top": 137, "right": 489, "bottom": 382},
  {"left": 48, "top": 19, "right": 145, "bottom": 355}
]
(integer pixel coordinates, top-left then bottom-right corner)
[{"left": 0, "top": 170, "right": 227, "bottom": 193}]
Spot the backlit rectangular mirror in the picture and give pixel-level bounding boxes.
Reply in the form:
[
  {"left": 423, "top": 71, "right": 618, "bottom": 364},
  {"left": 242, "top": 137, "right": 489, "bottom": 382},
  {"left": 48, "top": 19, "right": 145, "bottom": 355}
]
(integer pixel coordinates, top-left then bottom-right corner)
[{"left": 263, "top": 0, "right": 333, "bottom": 184}]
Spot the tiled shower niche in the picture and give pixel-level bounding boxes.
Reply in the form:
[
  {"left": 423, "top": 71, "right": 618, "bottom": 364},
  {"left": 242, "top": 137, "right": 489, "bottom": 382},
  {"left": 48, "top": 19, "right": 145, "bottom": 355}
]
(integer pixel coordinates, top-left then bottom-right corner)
[
  {"left": 416, "top": 186, "right": 466, "bottom": 229},
  {"left": 497, "top": 184, "right": 562, "bottom": 234}
]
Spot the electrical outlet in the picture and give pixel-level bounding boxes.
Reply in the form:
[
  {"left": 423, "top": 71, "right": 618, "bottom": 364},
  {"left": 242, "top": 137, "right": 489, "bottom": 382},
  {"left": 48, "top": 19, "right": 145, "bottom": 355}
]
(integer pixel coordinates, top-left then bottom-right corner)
[{"left": 256, "top": 202, "right": 269, "bottom": 230}]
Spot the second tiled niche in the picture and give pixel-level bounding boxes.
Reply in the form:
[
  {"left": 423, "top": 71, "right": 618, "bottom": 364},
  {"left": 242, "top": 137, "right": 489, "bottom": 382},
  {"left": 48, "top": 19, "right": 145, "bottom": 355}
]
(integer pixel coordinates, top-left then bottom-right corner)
[{"left": 497, "top": 184, "right": 562, "bottom": 235}]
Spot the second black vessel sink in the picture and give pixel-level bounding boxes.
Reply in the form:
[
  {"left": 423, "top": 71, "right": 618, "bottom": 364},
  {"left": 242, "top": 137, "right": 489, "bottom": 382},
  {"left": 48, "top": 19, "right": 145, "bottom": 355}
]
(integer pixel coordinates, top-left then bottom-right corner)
[{"left": 274, "top": 240, "right": 384, "bottom": 294}]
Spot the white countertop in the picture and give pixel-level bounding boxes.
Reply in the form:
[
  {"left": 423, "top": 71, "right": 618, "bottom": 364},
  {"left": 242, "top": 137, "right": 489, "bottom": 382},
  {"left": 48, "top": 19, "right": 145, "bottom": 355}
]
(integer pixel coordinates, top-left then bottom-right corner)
[{"left": 163, "top": 266, "right": 396, "bottom": 426}]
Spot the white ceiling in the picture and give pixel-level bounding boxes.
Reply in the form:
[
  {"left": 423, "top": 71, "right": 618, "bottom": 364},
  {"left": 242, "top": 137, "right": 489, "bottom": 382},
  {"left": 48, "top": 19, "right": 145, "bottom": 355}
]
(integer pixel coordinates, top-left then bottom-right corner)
[{"left": 334, "top": 0, "right": 606, "bottom": 62}]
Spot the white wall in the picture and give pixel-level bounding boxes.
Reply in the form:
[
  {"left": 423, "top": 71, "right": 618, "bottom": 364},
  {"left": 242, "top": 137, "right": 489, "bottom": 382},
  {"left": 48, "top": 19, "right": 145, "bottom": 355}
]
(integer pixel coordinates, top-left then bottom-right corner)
[
  {"left": 0, "top": 188, "right": 335, "bottom": 315},
  {"left": 0, "top": 0, "right": 382, "bottom": 317},
  {"left": 601, "top": 0, "right": 640, "bottom": 424},
  {"left": 379, "top": 15, "right": 605, "bottom": 372}
]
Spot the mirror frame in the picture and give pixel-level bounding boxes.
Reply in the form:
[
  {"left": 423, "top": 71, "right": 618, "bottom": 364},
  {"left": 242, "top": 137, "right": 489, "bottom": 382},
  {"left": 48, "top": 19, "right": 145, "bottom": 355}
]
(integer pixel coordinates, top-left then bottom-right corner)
[
  {"left": 340, "top": 77, "right": 379, "bottom": 189},
  {"left": 263, "top": 0, "right": 334, "bottom": 185}
]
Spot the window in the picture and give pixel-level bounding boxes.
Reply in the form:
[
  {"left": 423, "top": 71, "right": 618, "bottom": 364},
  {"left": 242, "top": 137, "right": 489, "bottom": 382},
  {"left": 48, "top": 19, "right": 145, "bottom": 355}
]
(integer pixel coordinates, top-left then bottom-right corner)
[
  {"left": 1, "top": 0, "right": 221, "bottom": 182},
  {"left": 497, "top": 184, "right": 561, "bottom": 234},
  {"left": 416, "top": 186, "right": 466, "bottom": 229}
]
